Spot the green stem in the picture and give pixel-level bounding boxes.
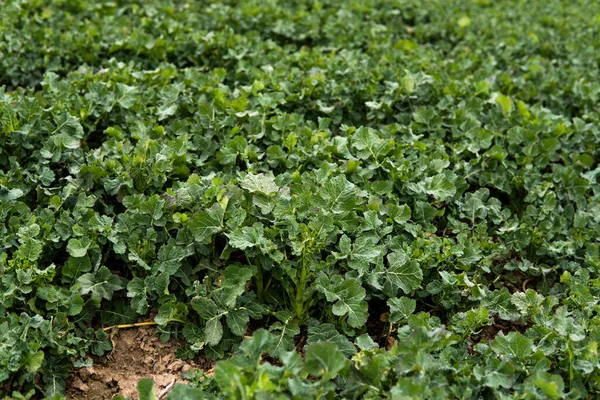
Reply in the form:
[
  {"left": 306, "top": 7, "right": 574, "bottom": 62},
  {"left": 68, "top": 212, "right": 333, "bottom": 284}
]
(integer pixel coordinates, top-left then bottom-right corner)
[
  {"left": 295, "top": 256, "right": 308, "bottom": 320},
  {"left": 247, "top": 256, "right": 264, "bottom": 303},
  {"left": 255, "top": 263, "right": 265, "bottom": 304}
]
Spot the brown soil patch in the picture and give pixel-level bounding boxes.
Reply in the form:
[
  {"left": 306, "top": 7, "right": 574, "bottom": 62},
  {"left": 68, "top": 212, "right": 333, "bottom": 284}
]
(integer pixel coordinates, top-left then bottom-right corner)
[{"left": 66, "top": 327, "right": 213, "bottom": 400}]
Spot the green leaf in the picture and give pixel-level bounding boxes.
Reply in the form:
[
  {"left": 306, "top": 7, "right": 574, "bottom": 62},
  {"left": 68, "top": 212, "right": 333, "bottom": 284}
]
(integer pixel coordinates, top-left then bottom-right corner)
[
  {"left": 138, "top": 379, "right": 158, "bottom": 400},
  {"left": 24, "top": 351, "right": 44, "bottom": 373},
  {"left": 67, "top": 237, "right": 91, "bottom": 258},
  {"left": 205, "top": 318, "right": 223, "bottom": 346},
  {"left": 352, "top": 127, "right": 383, "bottom": 160},
  {"left": 355, "top": 334, "right": 378, "bottom": 350},
  {"left": 114, "top": 83, "right": 138, "bottom": 109},
  {"left": 347, "top": 236, "right": 382, "bottom": 273},
  {"left": 52, "top": 112, "right": 83, "bottom": 138},
  {"left": 92, "top": 329, "right": 113, "bottom": 356},
  {"left": 457, "top": 15, "right": 471, "bottom": 27},
  {"left": 484, "top": 289, "right": 521, "bottom": 321},
  {"left": 473, "top": 359, "right": 516, "bottom": 389},
  {"left": 385, "top": 252, "right": 423, "bottom": 295},
  {"left": 318, "top": 175, "right": 357, "bottom": 214},
  {"left": 190, "top": 204, "right": 224, "bottom": 242},
  {"left": 62, "top": 256, "right": 92, "bottom": 281},
  {"left": 0, "top": 186, "right": 24, "bottom": 201},
  {"left": 307, "top": 323, "right": 356, "bottom": 357},
  {"left": 526, "top": 371, "right": 564, "bottom": 400},
  {"left": 491, "top": 332, "right": 534, "bottom": 360},
  {"left": 226, "top": 308, "right": 250, "bottom": 336},
  {"left": 304, "top": 342, "right": 349, "bottom": 380},
  {"left": 191, "top": 297, "right": 219, "bottom": 320},
  {"left": 164, "top": 385, "right": 207, "bottom": 400},
  {"left": 127, "top": 277, "right": 149, "bottom": 314},
  {"left": 157, "top": 243, "right": 187, "bottom": 275},
  {"left": 155, "top": 302, "right": 188, "bottom": 326},
  {"left": 511, "top": 289, "right": 544, "bottom": 314},
  {"left": 140, "top": 195, "right": 166, "bottom": 223},
  {"left": 318, "top": 279, "right": 368, "bottom": 328},
  {"left": 269, "top": 312, "right": 301, "bottom": 356},
  {"left": 425, "top": 175, "right": 456, "bottom": 200},
  {"left": 157, "top": 103, "right": 177, "bottom": 121},
  {"left": 77, "top": 266, "right": 125, "bottom": 301},
  {"left": 220, "top": 265, "right": 256, "bottom": 307},
  {"left": 226, "top": 223, "right": 270, "bottom": 251},
  {"left": 388, "top": 204, "right": 411, "bottom": 224},
  {"left": 241, "top": 173, "right": 279, "bottom": 195},
  {"left": 388, "top": 297, "right": 416, "bottom": 323},
  {"left": 452, "top": 306, "right": 491, "bottom": 335},
  {"left": 495, "top": 93, "right": 514, "bottom": 115},
  {"left": 239, "top": 329, "right": 275, "bottom": 360},
  {"left": 17, "top": 238, "right": 43, "bottom": 262}
]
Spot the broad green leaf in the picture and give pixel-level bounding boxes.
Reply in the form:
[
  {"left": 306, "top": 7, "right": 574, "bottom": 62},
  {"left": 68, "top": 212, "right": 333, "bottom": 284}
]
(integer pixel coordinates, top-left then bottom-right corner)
[
  {"left": 62, "top": 256, "right": 92, "bottom": 281},
  {"left": 473, "top": 359, "right": 516, "bottom": 389},
  {"left": 491, "top": 332, "right": 534, "bottom": 360},
  {"left": 304, "top": 342, "right": 349, "bottom": 380},
  {"left": 191, "top": 297, "right": 219, "bottom": 320},
  {"left": 239, "top": 329, "right": 275, "bottom": 360},
  {"left": 352, "top": 127, "right": 382, "bottom": 160},
  {"left": 484, "top": 289, "right": 521, "bottom": 321},
  {"left": 388, "top": 297, "right": 416, "bottom": 323},
  {"left": 157, "top": 243, "right": 187, "bottom": 275},
  {"left": 452, "top": 307, "right": 491, "bottom": 335},
  {"left": 307, "top": 323, "right": 356, "bottom": 357},
  {"left": 164, "top": 385, "right": 207, "bottom": 400},
  {"left": 205, "top": 318, "right": 223, "bottom": 346},
  {"left": 140, "top": 195, "right": 165, "bottom": 223},
  {"left": 241, "top": 173, "right": 279, "bottom": 195},
  {"left": 318, "top": 175, "right": 357, "bottom": 214},
  {"left": 425, "top": 175, "right": 456, "bottom": 200},
  {"left": 190, "top": 204, "right": 224, "bottom": 242},
  {"left": 457, "top": 16, "right": 471, "bottom": 27},
  {"left": 52, "top": 112, "right": 83, "bottom": 138},
  {"left": 24, "top": 351, "right": 44, "bottom": 373},
  {"left": 138, "top": 379, "right": 158, "bottom": 400},
  {"left": 388, "top": 204, "right": 411, "bottom": 224},
  {"left": 511, "top": 289, "right": 544, "bottom": 314},
  {"left": 220, "top": 265, "right": 257, "bottom": 307},
  {"left": 318, "top": 279, "right": 368, "bottom": 328},
  {"left": 77, "top": 266, "right": 125, "bottom": 301},
  {"left": 385, "top": 252, "right": 423, "bottom": 295},
  {"left": 495, "top": 93, "right": 514, "bottom": 115},
  {"left": 155, "top": 302, "right": 189, "bottom": 326},
  {"left": 157, "top": 103, "right": 177, "bottom": 121},
  {"left": 114, "top": 83, "right": 138, "bottom": 109},
  {"left": 127, "top": 277, "right": 149, "bottom": 314},
  {"left": 226, "top": 308, "right": 250, "bottom": 336},
  {"left": 226, "top": 223, "right": 270, "bottom": 251},
  {"left": 355, "top": 334, "right": 378, "bottom": 350},
  {"left": 270, "top": 311, "right": 301, "bottom": 356},
  {"left": 526, "top": 371, "right": 564, "bottom": 399},
  {"left": 67, "top": 237, "right": 91, "bottom": 258},
  {"left": 17, "top": 238, "right": 43, "bottom": 262},
  {"left": 0, "top": 186, "right": 24, "bottom": 201},
  {"left": 92, "top": 329, "right": 113, "bottom": 356}
]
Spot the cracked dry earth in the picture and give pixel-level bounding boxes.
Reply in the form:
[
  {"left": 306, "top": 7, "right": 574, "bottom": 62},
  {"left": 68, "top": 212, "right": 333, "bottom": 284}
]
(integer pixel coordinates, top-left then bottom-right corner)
[{"left": 66, "top": 327, "right": 213, "bottom": 400}]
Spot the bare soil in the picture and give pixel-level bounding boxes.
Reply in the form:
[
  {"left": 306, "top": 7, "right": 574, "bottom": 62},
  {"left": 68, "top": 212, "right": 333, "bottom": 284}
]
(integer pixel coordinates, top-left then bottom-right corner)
[{"left": 66, "top": 327, "right": 213, "bottom": 400}]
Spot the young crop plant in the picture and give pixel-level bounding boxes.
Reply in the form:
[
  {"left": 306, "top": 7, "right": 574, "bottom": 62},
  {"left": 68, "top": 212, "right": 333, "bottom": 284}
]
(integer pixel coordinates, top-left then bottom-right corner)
[{"left": 2, "top": 0, "right": 600, "bottom": 398}]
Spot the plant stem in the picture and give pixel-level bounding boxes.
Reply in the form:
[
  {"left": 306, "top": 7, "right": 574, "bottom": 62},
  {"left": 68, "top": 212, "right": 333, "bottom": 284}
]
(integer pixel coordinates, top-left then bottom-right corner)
[
  {"left": 102, "top": 321, "right": 157, "bottom": 331},
  {"left": 247, "top": 255, "right": 265, "bottom": 303},
  {"left": 255, "top": 262, "right": 265, "bottom": 303},
  {"left": 295, "top": 255, "right": 308, "bottom": 320}
]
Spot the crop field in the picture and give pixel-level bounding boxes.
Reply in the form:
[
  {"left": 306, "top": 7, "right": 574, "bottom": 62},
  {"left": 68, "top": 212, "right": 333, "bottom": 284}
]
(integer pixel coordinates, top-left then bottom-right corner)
[{"left": 2, "top": 0, "right": 600, "bottom": 398}]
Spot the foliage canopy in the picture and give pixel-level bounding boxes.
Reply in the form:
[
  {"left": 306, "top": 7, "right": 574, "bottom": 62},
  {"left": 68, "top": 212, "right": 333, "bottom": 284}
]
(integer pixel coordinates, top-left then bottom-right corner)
[{"left": 1, "top": 0, "right": 600, "bottom": 398}]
